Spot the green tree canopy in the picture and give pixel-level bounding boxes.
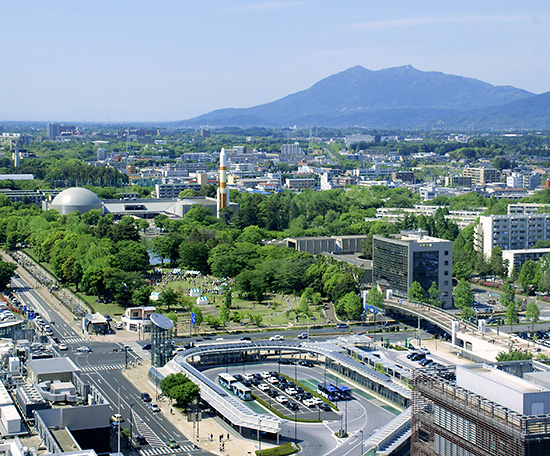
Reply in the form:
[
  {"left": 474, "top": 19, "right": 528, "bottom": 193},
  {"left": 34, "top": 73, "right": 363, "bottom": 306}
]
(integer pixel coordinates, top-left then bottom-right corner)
[
  {"left": 427, "top": 282, "right": 442, "bottom": 308},
  {"left": 339, "top": 292, "right": 362, "bottom": 321},
  {"left": 159, "top": 373, "right": 200, "bottom": 409},
  {"left": 0, "top": 261, "right": 18, "bottom": 291},
  {"left": 408, "top": 281, "right": 426, "bottom": 303}
]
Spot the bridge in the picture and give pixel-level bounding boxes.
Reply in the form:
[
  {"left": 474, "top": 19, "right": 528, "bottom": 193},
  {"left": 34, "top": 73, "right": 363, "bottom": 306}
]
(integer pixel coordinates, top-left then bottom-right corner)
[{"left": 382, "top": 297, "right": 475, "bottom": 334}]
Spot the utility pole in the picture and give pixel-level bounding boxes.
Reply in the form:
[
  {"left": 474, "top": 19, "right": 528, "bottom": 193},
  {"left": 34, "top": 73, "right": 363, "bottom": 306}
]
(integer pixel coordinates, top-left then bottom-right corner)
[{"left": 129, "top": 403, "right": 134, "bottom": 446}]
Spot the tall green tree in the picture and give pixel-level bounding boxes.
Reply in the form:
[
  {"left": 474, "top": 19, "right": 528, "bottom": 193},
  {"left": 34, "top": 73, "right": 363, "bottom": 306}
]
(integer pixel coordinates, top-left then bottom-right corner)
[
  {"left": 408, "top": 281, "right": 426, "bottom": 303},
  {"left": 0, "top": 261, "right": 17, "bottom": 291},
  {"left": 339, "top": 292, "right": 362, "bottom": 320},
  {"left": 490, "top": 246, "right": 507, "bottom": 278},
  {"left": 500, "top": 282, "right": 516, "bottom": 309},
  {"left": 519, "top": 260, "right": 537, "bottom": 293},
  {"left": 427, "top": 282, "right": 442, "bottom": 308},
  {"left": 159, "top": 373, "right": 200, "bottom": 410},
  {"left": 158, "top": 289, "right": 180, "bottom": 311},
  {"left": 367, "top": 287, "right": 385, "bottom": 309},
  {"left": 525, "top": 301, "right": 540, "bottom": 330},
  {"left": 454, "top": 279, "right": 475, "bottom": 319}
]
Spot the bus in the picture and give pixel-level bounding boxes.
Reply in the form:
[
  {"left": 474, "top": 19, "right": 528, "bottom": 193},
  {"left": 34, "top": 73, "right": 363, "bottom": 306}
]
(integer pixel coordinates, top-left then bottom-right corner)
[
  {"left": 331, "top": 383, "right": 352, "bottom": 400},
  {"left": 218, "top": 373, "right": 237, "bottom": 390},
  {"left": 232, "top": 382, "right": 253, "bottom": 401},
  {"left": 317, "top": 383, "right": 339, "bottom": 401}
]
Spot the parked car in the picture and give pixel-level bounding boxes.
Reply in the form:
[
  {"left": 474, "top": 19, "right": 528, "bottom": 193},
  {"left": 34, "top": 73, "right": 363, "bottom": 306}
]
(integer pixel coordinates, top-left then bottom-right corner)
[
  {"left": 258, "top": 383, "right": 270, "bottom": 392},
  {"left": 142, "top": 343, "right": 152, "bottom": 350},
  {"left": 287, "top": 401, "right": 299, "bottom": 411},
  {"left": 276, "top": 395, "right": 288, "bottom": 404},
  {"left": 318, "top": 403, "right": 331, "bottom": 411},
  {"left": 419, "top": 358, "right": 433, "bottom": 367},
  {"left": 115, "top": 323, "right": 123, "bottom": 330},
  {"left": 303, "top": 398, "right": 317, "bottom": 407}
]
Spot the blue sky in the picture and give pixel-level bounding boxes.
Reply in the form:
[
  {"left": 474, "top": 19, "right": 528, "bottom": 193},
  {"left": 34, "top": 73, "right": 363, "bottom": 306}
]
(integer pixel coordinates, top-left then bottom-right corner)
[{"left": 2, "top": 0, "right": 549, "bottom": 122}]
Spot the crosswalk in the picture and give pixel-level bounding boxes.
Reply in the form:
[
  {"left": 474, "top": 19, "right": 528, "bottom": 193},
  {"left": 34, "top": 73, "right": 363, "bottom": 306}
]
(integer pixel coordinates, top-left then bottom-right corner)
[
  {"left": 139, "top": 445, "right": 197, "bottom": 456},
  {"left": 80, "top": 364, "right": 126, "bottom": 372},
  {"left": 62, "top": 336, "right": 88, "bottom": 343}
]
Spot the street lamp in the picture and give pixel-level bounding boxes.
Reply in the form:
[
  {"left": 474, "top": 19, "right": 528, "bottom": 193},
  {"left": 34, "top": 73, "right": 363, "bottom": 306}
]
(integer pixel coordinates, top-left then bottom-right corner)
[
  {"left": 258, "top": 418, "right": 262, "bottom": 456},
  {"left": 129, "top": 403, "right": 134, "bottom": 446},
  {"left": 294, "top": 409, "right": 297, "bottom": 444},
  {"left": 306, "top": 314, "right": 309, "bottom": 340},
  {"left": 359, "top": 430, "right": 364, "bottom": 455}
]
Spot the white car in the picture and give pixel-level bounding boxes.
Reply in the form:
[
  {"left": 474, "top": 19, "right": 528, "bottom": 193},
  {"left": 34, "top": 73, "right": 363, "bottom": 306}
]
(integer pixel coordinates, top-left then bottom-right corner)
[
  {"left": 150, "top": 403, "right": 160, "bottom": 412},
  {"left": 258, "top": 383, "right": 270, "bottom": 391},
  {"left": 58, "top": 343, "right": 68, "bottom": 351},
  {"left": 269, "top": 335, "right": 284, "bottom": 341},
  {"left": 303, "top": 398, "right": 317, "bottom": 407},
  {"left": 276, "top": 396, "right": 288, "bottom": 404},
  {"left": 76, "top": 346, "right": 92, "bottom": 353},
  {"left": 267, "top": 377, "right": 279, "bottom": 384}
]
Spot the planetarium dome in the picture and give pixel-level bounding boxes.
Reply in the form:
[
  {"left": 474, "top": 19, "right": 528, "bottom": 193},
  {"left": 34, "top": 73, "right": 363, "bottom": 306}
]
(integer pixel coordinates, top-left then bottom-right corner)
[{"left": 49, "top": 187, "right": 103, "bottom": 215}]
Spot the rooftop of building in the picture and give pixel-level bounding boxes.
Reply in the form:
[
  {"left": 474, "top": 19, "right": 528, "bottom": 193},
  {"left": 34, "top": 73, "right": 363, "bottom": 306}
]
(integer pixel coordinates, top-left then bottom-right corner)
[
  {"left": 378, "top": 229, "right": 452, "bottom": 244},
  {"left": 457, "top": 364, "right": 546, "bottom": 394}
]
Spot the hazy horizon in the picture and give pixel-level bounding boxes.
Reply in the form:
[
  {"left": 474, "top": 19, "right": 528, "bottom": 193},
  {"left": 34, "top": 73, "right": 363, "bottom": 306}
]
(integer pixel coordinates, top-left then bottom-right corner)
[{"left": 2, "top": 1, "right": 549, "bottom": 122}]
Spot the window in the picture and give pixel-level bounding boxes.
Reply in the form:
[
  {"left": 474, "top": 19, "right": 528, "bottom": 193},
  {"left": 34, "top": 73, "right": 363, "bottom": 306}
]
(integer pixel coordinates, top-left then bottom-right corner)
[
  {"left": 444, "top": 271, "right": 449, "bottom": 276},
  {"left": 444, "top": 251, "right": 449, "bottom": 255},
  {"left": 444, "top": 260, "right": 449, "bottom": 266}
]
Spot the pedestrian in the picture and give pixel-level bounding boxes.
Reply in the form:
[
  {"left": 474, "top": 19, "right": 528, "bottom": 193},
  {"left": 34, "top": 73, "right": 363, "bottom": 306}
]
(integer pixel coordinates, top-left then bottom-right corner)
[{"left": 227, "top": 433, "right": 230, "bottom": 441}]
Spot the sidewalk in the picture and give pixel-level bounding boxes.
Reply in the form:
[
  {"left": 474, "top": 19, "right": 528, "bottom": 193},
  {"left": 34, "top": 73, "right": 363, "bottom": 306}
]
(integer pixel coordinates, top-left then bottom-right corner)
[{"left": 122, "top": 362, "right": 274, "bottom": 456}]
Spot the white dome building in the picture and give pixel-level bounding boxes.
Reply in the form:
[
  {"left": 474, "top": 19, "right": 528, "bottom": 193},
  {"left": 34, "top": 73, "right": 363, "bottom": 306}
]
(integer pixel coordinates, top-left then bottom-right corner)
[{"left": 47, "top": 187, "right": 103, "bottom": 215}]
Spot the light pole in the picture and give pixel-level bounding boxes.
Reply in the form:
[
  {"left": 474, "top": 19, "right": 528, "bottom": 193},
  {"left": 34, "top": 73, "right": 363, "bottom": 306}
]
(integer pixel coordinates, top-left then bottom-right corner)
[
  {"left": 306, "top": 314, "right": 309, "bottom": 340},
  {"left": 359, "top": 430, "right": 363, "bottom": 455},
  {"left": 258, "top": 418, "right": 262, "bottom": 456},
  {"left": 129, "top": 403, "right": 134, "bottom": 446},
  {"left": 294, "top": 409, "right": 297, "bottom": 444}
]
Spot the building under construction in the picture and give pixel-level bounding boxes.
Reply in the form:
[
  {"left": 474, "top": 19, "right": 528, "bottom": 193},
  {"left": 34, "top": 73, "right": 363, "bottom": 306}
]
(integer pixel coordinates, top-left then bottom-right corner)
[{"left": 412, "top": 362, "right": 550, "bottom": 456}]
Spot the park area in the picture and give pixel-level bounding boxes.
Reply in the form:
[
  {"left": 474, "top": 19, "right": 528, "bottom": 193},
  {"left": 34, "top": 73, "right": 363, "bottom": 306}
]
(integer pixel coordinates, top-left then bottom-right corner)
[{"left": 150, "top": 269, "right": 328, "bottom": 335}]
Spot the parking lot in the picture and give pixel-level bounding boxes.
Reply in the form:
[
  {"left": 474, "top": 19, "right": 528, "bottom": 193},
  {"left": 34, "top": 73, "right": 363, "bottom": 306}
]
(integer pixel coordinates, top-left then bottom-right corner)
[{"left": 238, "top": 370, "right": 340, "bottom": 421}]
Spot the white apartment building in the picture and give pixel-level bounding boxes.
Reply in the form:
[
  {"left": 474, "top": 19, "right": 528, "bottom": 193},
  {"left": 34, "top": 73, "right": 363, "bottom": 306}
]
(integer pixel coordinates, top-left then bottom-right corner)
[
  {"left": 475, "top": 214, "right": 550, "bottom": 258},
  {"left": 508, "top": 203, "right": 550, "bottom": 215},
  {"left": 502, "top": 248, "right": 550, "bottom": 276}
]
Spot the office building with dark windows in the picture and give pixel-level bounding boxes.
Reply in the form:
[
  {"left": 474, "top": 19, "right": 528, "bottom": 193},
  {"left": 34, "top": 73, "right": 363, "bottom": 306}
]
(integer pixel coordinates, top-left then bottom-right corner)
[
  {"left": 373, "top": 230, "right": 453, "bottom": 308},
  {"left": 412, "top": 363, "right": 550, "bottom": 456}
]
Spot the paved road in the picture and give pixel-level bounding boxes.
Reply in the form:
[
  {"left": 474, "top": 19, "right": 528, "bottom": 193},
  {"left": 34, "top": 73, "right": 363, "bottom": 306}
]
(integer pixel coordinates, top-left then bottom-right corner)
[{"left": 11, "top": 267, "right": 213, "bottom": 456}]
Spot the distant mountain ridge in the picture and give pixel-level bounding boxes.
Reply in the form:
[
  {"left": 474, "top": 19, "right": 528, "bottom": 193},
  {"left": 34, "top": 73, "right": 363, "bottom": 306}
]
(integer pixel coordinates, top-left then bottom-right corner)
[{"left": 178, "top": 65, "right": 550, "bottom": 129}]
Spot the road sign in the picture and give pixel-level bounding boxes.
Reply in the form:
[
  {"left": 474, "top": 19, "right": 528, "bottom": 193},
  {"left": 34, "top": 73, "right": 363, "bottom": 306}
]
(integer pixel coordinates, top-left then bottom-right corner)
[{"left": 191, "top": 313, "right": 196, "bottom": 325}]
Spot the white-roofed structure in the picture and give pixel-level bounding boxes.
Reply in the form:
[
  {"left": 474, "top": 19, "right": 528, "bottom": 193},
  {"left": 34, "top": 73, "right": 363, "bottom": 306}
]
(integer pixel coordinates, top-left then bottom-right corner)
[{"left": 44, "top": 187, "right": 103, "bottom": 215}]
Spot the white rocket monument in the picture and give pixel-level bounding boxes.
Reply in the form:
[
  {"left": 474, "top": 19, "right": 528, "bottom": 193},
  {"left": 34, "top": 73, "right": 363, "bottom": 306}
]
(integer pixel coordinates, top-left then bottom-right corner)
[{"left": 217, "top": 148, "right": 229, "bottom": 217}]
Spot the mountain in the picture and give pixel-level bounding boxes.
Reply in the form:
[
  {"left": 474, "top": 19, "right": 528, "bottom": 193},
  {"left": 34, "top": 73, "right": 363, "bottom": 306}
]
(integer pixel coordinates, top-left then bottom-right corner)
[{"left": 177, "top": 65, "right": 545, "bottom": 129}]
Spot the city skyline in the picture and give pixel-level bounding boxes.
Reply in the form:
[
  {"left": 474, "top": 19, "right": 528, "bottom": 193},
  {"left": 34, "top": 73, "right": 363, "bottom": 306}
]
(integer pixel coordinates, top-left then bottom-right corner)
[{"left": 2, "top": 0, "right": 550, "bottom": 122}]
